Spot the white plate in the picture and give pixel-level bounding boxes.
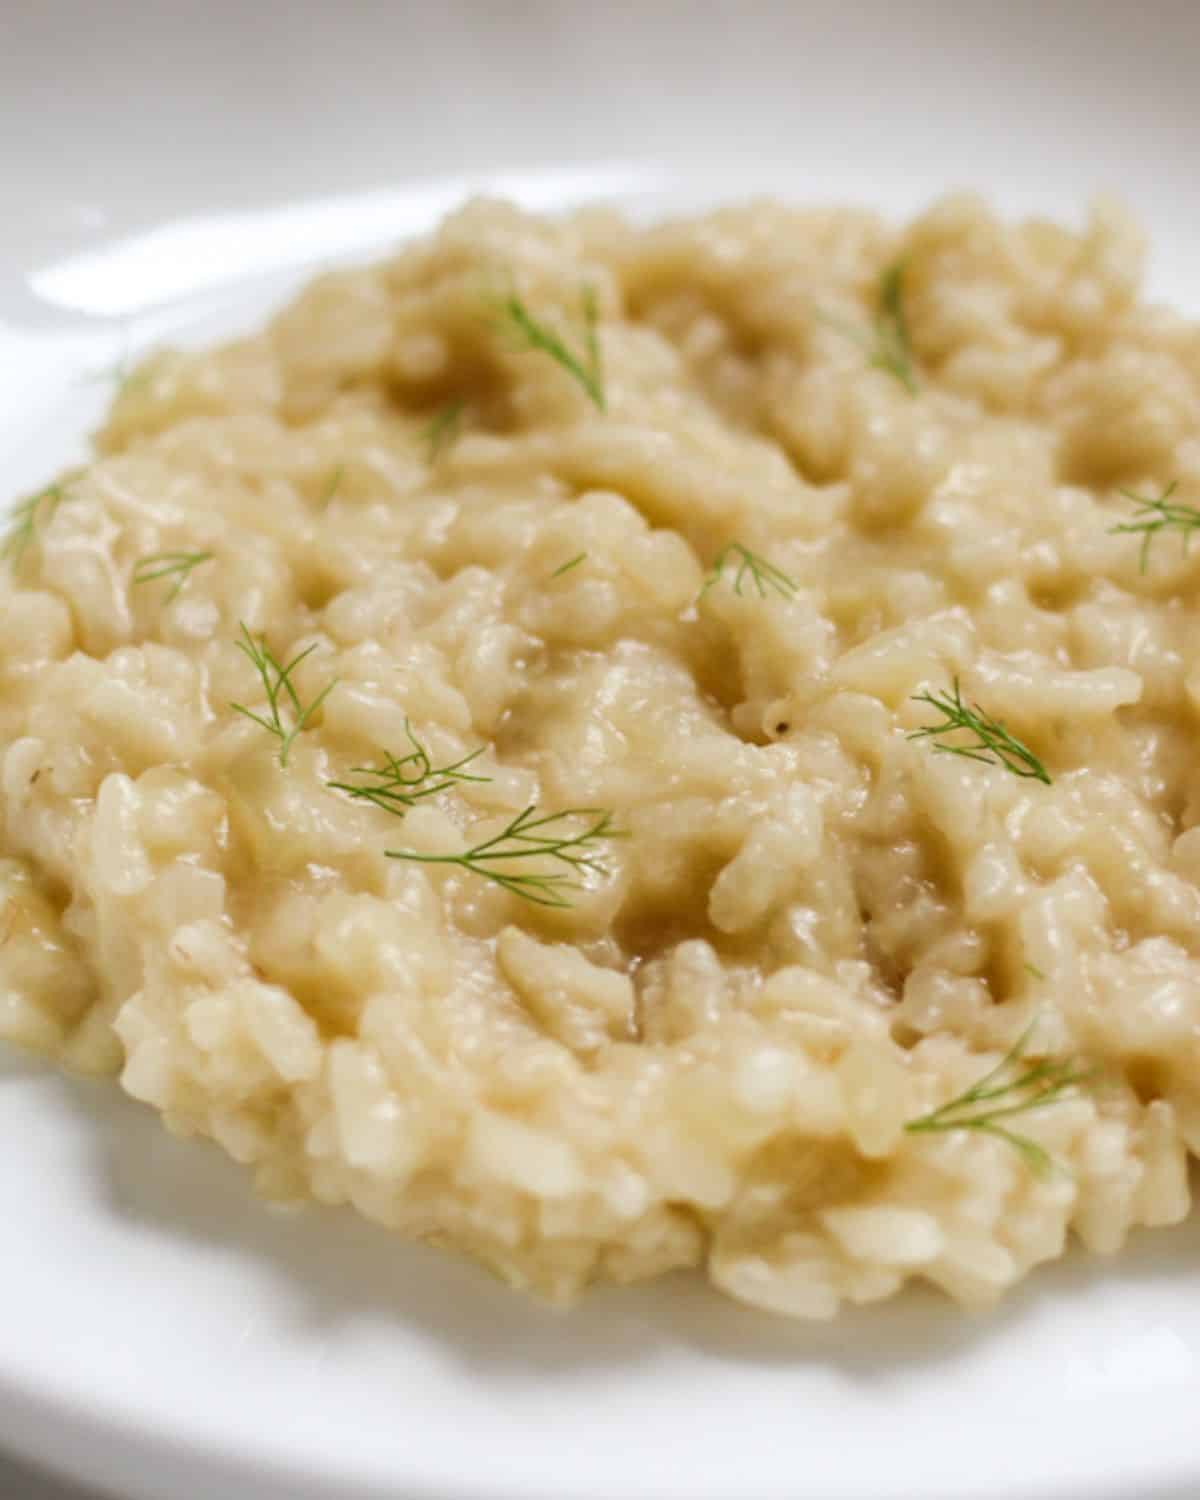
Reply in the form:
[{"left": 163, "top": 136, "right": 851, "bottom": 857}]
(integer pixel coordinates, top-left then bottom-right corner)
[{"left": 3, "top": 5, "right": 1200, "bottom": 1499}]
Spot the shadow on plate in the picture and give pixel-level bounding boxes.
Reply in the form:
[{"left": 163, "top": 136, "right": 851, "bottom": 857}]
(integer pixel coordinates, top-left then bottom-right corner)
[
  {"left": 0, "top": 1449, "right": 100, "bottom": 1500},
  {"left": 3, "top": 1048, "right": 1198, "bottom": 1383}
]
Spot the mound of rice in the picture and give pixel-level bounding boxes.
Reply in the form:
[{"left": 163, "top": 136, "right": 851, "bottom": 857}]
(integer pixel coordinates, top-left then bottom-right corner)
[{"left": 1, "top": 193, "right": 1197, "bottom": 1317}]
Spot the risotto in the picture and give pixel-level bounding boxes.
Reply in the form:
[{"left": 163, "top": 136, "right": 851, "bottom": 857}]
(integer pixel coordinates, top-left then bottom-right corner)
[{"left": 2, "top": 193, "right": 1199, "bottom": 1319}]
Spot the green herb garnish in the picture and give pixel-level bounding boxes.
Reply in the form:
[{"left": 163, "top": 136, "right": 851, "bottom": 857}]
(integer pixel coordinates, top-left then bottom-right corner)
[
  {"left": 872, "top": 261, "right": 918, "bottom": 392},
  {"left": 908, "top": 678, "right": 1051, "bottom": 785},
  {"left": 700, "top": 541, "right": 796, "bottom": 601},
  {"left": 549, "top": 552, "right": 587, "bottom": 579},
  {"left": 83, "top": 343, "right": 150, "bottom": 399},
  {"left": 423, "top": 400, "right": 465, "bottom": 461},
  {"left": 905, "top": 1021, "right": 1092, "bottom": 1175},
  {"left": 384, "top": 804, "right": 623, "bottom": 908},
  {"left": 230, "top": 624, "right": 338, "bottom": 768},
  {"left": 132, "top": 549, "right": 213, "bottom": 602},
  {"left": 2, "top": 485, "right": 66, "bottom": 569},
  {"left": 820, "top": 258, "right": 919, "bottom": 393},
  {"left": 328, "top": 721, "right": 489, "bottom": 814},
  {"left": 494, "top": 287, "right": 605, "bottom": 411},
  {"left": 1024, "top": 962, "right": 1047, "bottom": 981},
  {"left": 1107, "top": 481, "right": 1198, "bottom": 573},
  {"left": 114, "top": 357, "right": 155, "bottom": 403}
]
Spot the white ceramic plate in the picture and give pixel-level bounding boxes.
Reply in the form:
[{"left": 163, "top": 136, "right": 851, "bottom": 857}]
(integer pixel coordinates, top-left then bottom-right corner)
[{"left": 4, "top": 5, "right": 1200, "bottom": 1499}]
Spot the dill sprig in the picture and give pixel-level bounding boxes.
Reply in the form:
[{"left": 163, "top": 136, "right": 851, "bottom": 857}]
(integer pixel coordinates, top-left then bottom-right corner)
[
  {"left": 494, "top": 287, "right": 605, "bottom": 411},
  {"left": 908, "top": 678, "right": 1051, "bottom": 785},
  {"left": 114, "top": 357, "right": 155, "bottom": 403},
  {"left": 423, "top": 400, "right": 465, "bottom": 461},
  {"left": 328, "top": 721, "right": 489, "bottom": 813},
  {"left": 1108, "top": 481, "right": 1198, "bottom": 573},
  {"left": 905, "top": 1022, "right": 1093, "bottom": 1175},
  {"left": 384, "top": 804, "right": 623, "bottom": 908},
  {"left": 700, "top": 541, "right": 796, "bottom": 601},
  {"left": 872, "top": 261, "right": 919, "bottom": 393},
  {"left": 82, "top": 337, "right": 161, "bottom": 406},
  {"left": 549, "top": 552, "right": 587, "bottom": 579},
  {"left": 230, "top": 624, "right": 338, "bottom": 768},
  {"left": 132, "top": 549, "right": 213, "bottom": 602},
  {"left": 820, "top": 259, "right": 919, "bottom": 394},
  {"left": 2, "top": 484, "right": 66, "bottom": 569}
]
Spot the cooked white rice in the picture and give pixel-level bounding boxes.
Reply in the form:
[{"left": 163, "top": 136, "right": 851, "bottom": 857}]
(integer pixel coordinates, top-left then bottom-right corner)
[{"left": 1, "top": 193, "right": 1197, "bottom": 1316}]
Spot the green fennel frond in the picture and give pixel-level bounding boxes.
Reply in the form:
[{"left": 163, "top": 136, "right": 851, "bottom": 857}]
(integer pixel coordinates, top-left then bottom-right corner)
[
  {"left": 872, "top": 260, "right": 918, "bottom": 392},
  {"left": 423, "top": 400, "right": 466, "bottom": 461},
  {"left": 908, "top": 678, "right": 1051, "bottom": 784},
  {"left": 114, "top": 356, "right": 156, "bottom": 403},
  {"left": 549, "top": 552, "right": 587, "bottom": 579},
  {"left": 230, "top": 624, "right": 338, "bottom": 768},
  {"left": 493, "top": 286, "right": 605, "bottom": 411},
  {"left": 2, "top": 484, "right": 67, "bottom": 569},
  {"left": 328, "top": 721, "right": 489, "bottom": 814},
  {"left": 1108, "top": 481, "right": 1197, "bottom": 573},
  {"left": 820, "top": 258, "right": 919, "bottom": 393},
  {"left": 700, "top": 541, "right": 796, "bottom": 601},
  {"left": 905, "top": 1022, "right": 1093, "bottom": 1175},
  {"left": 132, "top": 549, "right": 213, "bottom": 602},
  {"left": 82, "top": 341, "right": 152, "bottom": 399},
  {"left": 384, "top": 805, "right": 623, "bottom": 908}
]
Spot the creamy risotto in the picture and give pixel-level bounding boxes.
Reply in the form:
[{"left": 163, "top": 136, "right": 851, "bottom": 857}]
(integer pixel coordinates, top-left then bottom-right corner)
[{"left": 2, "top": 194, "right": 1199, "bottom": 1318}]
